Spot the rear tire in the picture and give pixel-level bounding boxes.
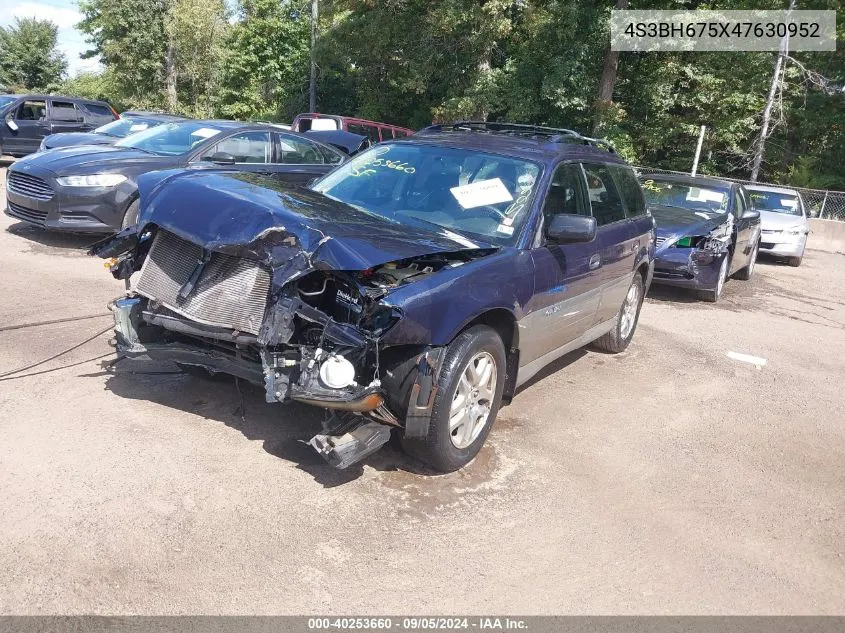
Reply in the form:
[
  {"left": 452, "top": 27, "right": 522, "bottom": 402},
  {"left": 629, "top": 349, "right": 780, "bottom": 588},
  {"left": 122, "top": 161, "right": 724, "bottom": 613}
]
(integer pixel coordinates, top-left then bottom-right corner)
[
  {"left": 121, "top": 199, "right": 140, "bottom": 230},
  {"left": 593, "top": 272, "right": 645, "bottom": 353},
  {"left": 401, "top": 325, "right": 506, "bottom": 473}
]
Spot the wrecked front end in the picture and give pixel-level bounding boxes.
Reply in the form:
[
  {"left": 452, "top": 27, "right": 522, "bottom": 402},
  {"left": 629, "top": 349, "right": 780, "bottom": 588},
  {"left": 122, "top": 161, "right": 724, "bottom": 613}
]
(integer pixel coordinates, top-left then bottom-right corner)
[
  {"left": 652, "top": 218, "right": 733, "bottom": 291},
  {"left": 94, "top": 207, "right": 489, "bottom": 469}
]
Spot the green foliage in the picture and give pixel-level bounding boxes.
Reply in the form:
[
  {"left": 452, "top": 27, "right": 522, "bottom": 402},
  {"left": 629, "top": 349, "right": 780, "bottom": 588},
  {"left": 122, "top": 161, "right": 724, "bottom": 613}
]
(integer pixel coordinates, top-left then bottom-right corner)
[
  {"left": 78, "top": 0, "right": 170, "bottom": 107},
  {"left": 166, "top": 0, "right": 230, "bottom": 117},
  {"left": 54, "top": 69, "right": 125, "bottom": 110},
  {"left": 63, "top": 0, "right": 845, "bottom": 190},
  {"left": 0, "top": 17, "right": 67, "bottom": 91},
  {"left": 216, "top": 0, "right": 310, "bottom": 121}
]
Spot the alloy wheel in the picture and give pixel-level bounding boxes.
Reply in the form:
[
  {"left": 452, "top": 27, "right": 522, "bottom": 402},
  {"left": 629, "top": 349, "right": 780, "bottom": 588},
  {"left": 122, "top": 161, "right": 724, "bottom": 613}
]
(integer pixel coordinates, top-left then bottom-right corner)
[
  {"left": 619, "top": 281, "right": 640, "bottom": 340},
  {"left": 716, "top": 256, "right": 728, "bottom": 297},
  {"left": 449, "top": 352, "right": 497, "bottom": 449}
]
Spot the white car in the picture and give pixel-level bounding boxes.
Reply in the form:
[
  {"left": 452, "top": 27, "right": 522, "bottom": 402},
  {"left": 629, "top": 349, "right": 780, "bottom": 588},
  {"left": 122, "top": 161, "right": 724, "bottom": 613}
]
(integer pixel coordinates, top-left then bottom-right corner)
[{"left": 746, "top": 185, "right": 809, "bottom": 267}]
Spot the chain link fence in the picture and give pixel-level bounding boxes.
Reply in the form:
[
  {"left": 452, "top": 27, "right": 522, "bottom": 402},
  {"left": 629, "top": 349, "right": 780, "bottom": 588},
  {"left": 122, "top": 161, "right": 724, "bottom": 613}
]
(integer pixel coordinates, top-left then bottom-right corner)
[{"left": 634, "top": 166, "right": 845, "bottom": 221}]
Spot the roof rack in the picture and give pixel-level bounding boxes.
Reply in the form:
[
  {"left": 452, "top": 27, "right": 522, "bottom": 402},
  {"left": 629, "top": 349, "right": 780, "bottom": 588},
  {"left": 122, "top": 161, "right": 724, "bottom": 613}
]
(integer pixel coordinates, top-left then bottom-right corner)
[{"left": 419, "top": 121, "right": 615, "bottom": 153}]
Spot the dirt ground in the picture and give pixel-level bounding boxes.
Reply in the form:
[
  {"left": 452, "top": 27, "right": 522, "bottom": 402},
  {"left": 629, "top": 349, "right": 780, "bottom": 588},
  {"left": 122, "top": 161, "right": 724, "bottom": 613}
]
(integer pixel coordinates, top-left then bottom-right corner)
[{"left": 0, "top": 164, "right": 843, "bottom": 615}]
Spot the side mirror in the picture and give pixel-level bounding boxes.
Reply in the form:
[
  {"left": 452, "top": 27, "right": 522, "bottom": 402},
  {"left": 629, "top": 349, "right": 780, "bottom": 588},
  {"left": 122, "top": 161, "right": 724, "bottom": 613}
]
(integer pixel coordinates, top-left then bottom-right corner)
[
  {"left": 546, "top": 214, "right": 597, "bottom": 244},
  {"left": 204, "top": 151, "right": 236, "bottom": 165},
  {"left": 742, "top": 209, "right": 760, "bottom": 220}
]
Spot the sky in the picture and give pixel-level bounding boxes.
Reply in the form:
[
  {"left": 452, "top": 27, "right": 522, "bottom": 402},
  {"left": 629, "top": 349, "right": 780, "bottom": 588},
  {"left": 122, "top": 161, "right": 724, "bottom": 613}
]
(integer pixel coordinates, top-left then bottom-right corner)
[{"left": 2, "top": 0, "right": 102, "bottom": 76}]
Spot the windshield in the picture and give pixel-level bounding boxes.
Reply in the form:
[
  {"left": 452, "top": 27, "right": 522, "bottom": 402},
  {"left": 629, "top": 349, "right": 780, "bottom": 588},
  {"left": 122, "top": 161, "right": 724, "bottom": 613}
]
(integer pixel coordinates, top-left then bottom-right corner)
[
  {"left": 114, "top": 121, "right": 224, "bottom": 155},
  {"left": 641, "top": 178, "right": 730, "bottom": 213},
  {"left": 748, "top": 190, "right": 802, "bottom": 216},
  {"left": 311, "top": 143, "right": 542, "bottom": 245},
  {"left": 0, "top": 96, "right": 17, "bottom": 110},
  {"left": 94, "top": 118, "right": 158, "bottom": 138}
]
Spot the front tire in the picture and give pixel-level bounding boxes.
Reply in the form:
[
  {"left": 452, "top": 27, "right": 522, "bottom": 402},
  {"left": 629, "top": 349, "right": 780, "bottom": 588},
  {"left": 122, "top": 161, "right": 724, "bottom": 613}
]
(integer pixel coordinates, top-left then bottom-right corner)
[
  {"left": 594, "top": 272, "right": 645, "bottom": 353},
  {"left": 699, "top": 253, "right": 729, "bottom": 303},
  {"left": 121, "top": 199, "right": 140, "bottom": 230},
  {"left": 401, "top": 325, "right": 506, "bottom": 473},
  {"left": 734, "top": 239, "right": 759, "bottom": 280}
]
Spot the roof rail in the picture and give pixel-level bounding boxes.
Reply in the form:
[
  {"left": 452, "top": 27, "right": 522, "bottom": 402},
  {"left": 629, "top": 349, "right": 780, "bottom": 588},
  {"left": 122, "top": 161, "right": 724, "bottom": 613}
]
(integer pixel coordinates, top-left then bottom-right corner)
[{"left": 419, "top": 121, "right": 615, "bottom": 153}]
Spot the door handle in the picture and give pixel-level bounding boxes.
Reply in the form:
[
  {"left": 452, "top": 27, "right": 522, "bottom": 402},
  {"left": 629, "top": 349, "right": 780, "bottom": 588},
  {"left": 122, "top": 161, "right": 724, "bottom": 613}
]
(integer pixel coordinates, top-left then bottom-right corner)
[{"left": 589, "top": 253, "right": 601, "bottom": 270}]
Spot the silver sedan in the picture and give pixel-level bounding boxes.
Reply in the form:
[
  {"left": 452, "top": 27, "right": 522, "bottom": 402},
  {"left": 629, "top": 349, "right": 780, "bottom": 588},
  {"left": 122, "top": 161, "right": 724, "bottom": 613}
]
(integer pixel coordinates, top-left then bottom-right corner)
[{"left": 746, "top": 185, "right": 809, "bottom": 267}]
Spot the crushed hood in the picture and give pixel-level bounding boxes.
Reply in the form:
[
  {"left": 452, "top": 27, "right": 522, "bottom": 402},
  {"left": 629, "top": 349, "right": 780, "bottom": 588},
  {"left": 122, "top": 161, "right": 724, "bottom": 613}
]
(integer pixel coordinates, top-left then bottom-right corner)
[
  {"left": 650, "top": 204, "right": 729, "bottom": 246},
  {"left": 134, "top": 169, "right": 493, "bottom": 271}
]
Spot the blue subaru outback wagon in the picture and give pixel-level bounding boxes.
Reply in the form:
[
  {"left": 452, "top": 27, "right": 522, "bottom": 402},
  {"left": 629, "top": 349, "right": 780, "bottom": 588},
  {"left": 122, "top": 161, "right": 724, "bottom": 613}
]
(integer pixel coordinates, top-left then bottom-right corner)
[{"left": 93, "top": 122, "right": 655, "bottom": 472}]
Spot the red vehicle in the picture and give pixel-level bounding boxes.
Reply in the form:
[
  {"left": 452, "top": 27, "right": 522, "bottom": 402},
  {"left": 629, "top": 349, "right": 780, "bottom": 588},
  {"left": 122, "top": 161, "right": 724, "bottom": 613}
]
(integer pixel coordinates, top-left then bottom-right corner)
[{"left": 291, "top": 113, "right": 414, "bottom": 143}]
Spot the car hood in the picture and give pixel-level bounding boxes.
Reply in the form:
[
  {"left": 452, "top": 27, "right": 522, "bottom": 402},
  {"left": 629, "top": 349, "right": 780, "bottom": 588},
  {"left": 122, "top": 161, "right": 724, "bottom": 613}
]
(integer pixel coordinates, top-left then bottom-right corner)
[
  {"left": 759, "top": 210, "right": 806, "bottom": 231},
  {"left": 13, "top": 144, "right": 168, "bottom": 174},
  {"left": 131, "top": 169, "right": 493, "bottom": 272},
  {"left": 650, "top": 204, "right": 729, "bottom": 245},
  {"left": 43, "top": 133, "right": 116, "bottom": 149}
]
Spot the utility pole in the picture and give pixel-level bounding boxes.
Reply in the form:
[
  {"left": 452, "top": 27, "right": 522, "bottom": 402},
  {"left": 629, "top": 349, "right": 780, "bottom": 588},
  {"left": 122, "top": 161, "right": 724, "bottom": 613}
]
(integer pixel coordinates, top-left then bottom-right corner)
[
  {"left": 309, "top": 0, "right": 318, "bottom": 112},
  {"left": 751, "top": 0, "right": 796, "bottom": 182},
  {"left": 691, "top": 125, "right": 706, "bottom": 177}
]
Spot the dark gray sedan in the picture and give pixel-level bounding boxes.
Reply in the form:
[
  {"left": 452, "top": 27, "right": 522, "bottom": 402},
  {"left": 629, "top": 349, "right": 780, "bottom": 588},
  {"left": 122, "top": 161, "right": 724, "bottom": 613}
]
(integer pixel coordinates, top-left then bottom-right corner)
[{"left": 5, "top": 119, "right": 346, "bottom": 233}]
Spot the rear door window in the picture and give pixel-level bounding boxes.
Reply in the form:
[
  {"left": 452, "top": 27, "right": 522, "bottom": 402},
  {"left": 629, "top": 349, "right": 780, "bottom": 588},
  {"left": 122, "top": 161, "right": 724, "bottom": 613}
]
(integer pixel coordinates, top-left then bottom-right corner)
[
  {"left": 208, "top": 131, "right": 271, "bottom": 163},
  {"left": 347, "top": 123, "right": 381, "bottom": 143},
  {"left": 277, "top": 133, "right": 326, "bottom": 164},
  {"left": 581, "top": 163, "right": 627, "bottom": 226},
  {"left": 607, "top": 164, "right": 646, "bottom": 218},
  {"left": 50, "top": 100, "right": 81, "bottom": 122}
]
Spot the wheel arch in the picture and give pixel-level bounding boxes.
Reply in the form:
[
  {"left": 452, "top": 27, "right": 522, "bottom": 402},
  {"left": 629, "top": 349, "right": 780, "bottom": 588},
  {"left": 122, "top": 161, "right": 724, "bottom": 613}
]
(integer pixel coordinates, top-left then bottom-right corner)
[{"left": 454, "top": 308, "right": 520, "bottom": 404}]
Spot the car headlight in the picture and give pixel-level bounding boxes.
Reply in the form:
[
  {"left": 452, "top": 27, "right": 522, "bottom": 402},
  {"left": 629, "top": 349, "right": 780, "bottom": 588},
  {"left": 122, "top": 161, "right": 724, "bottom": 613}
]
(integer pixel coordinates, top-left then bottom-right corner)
[{"left": 56, "top": 174, "right": 127, "bottom": 187}]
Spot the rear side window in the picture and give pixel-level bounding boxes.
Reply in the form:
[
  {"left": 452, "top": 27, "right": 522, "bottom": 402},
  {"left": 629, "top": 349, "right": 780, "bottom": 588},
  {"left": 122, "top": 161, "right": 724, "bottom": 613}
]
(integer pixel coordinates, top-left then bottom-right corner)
[
  {"left": 51, "top": 100, "right": 81, "bottom": 122},
  {"left": 278, "top": 133, "right": 325, "bottom": 164},
  {"left": 347, "top": 123, "right": 380, "bottom": 143},
  {"left": 582, "top": 163, "right": 627, "bottom": 226},
  {"left": 607, "top": 164, "right": 646, "bottom": 217},
  {"left": 84, "top": 103, "right": 113, "bottom": 117},
  {"left": 209, "top": 131, "right": 271, "bottom": 163}
]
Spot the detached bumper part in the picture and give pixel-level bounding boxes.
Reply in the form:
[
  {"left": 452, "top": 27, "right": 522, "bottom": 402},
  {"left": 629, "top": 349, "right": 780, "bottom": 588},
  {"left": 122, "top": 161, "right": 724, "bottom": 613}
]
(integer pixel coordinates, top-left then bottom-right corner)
[{"left": 309, "top": 421, "right": 392, "bottom": 469}]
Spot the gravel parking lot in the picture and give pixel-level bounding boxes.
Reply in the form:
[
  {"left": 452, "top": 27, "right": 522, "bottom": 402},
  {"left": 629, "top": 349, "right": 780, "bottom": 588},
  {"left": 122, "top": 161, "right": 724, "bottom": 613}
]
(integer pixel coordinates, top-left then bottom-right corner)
[{"left": 0, "top": 164, "right": 843, "bottom": 615}]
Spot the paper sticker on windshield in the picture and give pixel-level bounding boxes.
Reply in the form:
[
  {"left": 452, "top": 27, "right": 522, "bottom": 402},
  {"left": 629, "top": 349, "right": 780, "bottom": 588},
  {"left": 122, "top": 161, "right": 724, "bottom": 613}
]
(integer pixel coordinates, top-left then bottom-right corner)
[
  {"left": 192, "top": 127, "right": 221, "bottom": 139},
  {"left": 129, "top": 123, "right": 149, "bottom": 132},
  {"left": 450, "top": 178, "right": 514, "bottom": 209},
  {"left": 496, "top": 223, "right": 515, "bottom": 236},
  {"left": 780, "top": 198, "right": 797, "bottom": 208}
]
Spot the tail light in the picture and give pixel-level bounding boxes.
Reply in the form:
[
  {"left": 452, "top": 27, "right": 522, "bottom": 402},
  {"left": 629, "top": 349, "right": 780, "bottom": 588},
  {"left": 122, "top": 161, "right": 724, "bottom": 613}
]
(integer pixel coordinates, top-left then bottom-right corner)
[{"left": 110, "top": 106, "right": 119, "bottom": 119}]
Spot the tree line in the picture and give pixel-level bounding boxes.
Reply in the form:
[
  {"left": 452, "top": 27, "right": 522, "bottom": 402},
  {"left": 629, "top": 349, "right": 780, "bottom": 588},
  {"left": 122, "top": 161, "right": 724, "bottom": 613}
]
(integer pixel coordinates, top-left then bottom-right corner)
[{"left": 0, "top": 0, "right": 842, "bottom": 189}]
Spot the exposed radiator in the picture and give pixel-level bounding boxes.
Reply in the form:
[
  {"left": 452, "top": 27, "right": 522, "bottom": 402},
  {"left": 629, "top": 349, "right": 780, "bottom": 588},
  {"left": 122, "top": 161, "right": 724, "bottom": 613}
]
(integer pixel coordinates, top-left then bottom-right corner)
[{"left": 135, "top": 230, "right": 271, "bottom": 335}]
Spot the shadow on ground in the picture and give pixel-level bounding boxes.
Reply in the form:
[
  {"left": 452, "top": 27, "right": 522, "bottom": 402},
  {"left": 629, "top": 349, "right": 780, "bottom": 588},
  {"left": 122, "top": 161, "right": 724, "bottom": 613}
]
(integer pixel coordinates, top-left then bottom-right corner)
[
  {"left": 5, "top": 222, "right": 101, "bottom": 253},
  {"left": 103, "top": 365, "right": 440, "bottom": 487}
]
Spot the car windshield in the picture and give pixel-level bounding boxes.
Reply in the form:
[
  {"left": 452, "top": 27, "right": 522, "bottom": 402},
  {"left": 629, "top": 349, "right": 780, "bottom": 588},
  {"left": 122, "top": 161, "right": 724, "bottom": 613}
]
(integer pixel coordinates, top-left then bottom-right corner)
[
  {"left": 94, "top": 118, "right": 157, "bottom": 138},
  {"left": 115, "top": 121, "right": 225, "bottom": 155},
  {"left": 641, "top": 178, "right": 730, "bottom": 213},
  {"left": 311, "top": 143, "right": 542, "bottom": 245},
  {"left": 748, "top": 190, "right": 802, "bottom": 216},
  {"left": 0, "top": 96, "right": 17, "bottom": 109}
]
